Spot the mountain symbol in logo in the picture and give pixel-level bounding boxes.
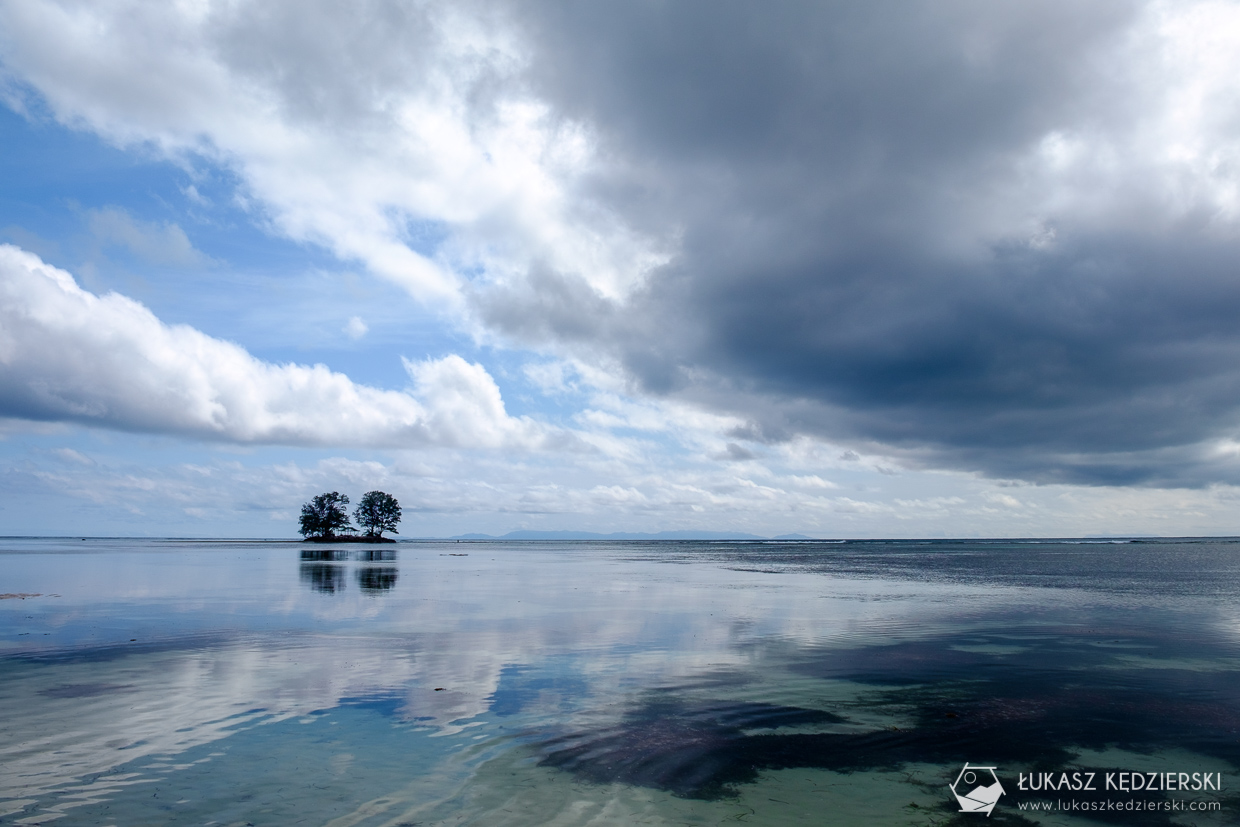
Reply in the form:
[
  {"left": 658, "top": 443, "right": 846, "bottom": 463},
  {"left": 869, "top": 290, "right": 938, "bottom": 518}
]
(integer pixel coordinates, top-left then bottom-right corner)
[{"left": 950, "top": 763, "right": 1005, "bottom": 815}]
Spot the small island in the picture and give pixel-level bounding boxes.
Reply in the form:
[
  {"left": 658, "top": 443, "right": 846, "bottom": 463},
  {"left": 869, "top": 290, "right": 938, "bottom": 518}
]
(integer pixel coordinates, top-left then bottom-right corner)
[{"left": 299, "top": 490, "right": 401, "bottom": 543}]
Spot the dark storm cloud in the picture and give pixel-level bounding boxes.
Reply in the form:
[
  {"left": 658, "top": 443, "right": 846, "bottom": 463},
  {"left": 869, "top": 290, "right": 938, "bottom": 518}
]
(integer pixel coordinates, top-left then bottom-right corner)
[
  {"left": 477, "top": 0, "right": 1240, "bottom": 486},
  {"left": 6, "top": 0, "right": 1232, "bottom": 490}
]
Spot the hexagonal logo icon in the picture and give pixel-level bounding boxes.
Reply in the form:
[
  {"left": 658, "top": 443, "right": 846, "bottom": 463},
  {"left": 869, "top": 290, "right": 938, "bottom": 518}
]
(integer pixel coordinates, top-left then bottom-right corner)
[{"left": 950, "top": 763, "right": 1005, "bottom": 816}]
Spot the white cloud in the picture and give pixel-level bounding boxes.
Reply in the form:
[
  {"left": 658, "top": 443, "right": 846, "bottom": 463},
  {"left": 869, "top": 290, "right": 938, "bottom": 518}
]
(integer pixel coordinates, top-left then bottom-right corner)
[
  {"left": 0, "top": 244, "right": 550, "bottom": 449},
  {"left": 0, "top": 0, "right": 668, "bottom": 305},
  {"left": 522, "top": 359, "right": 576, "bottom": 394},
  {"left": 1005, "top": 1, "right": 1240, "bottom": 237},
  {"left": 402, "top": 353, "right": 551, "bottom": 449},
  {"left": 86, "top": 206, "right": 210, "bottom": 267},
  {"left": 342, "top": 315, "right": 368, "bottom": 339},
  {"left": 10, "top": 424, "right": 1240, "bottom": 537},
  {"left": 181, "top": 183, "right": 210, "bottom": 206},
  {"left": 982, "top": 491, "right": 1024, "bottom": 508},
  {"left": 51, "top": 446, "right": 94, "bottom": 465}
]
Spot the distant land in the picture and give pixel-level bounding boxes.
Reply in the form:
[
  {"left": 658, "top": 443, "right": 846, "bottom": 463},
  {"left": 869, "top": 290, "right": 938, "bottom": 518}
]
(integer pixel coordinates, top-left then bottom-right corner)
[{"left": 444, "top": 530, "right": 815, "bottom": 541}]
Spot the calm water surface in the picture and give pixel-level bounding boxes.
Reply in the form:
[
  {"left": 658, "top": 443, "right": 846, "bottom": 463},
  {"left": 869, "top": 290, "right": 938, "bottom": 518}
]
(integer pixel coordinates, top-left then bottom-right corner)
[{"left": 2, "top": 538, "right": 1240, "bottom": 825}]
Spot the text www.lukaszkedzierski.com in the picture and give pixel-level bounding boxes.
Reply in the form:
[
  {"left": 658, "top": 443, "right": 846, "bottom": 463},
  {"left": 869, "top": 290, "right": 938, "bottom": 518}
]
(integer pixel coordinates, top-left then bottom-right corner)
[{"left": 1018, "top": 799, "right": 1221, "bottom": 813}]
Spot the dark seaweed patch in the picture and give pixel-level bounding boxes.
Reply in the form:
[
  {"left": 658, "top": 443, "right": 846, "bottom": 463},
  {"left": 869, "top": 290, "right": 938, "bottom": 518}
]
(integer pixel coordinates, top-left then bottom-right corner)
[
  {"left": 539, "top": 698, "right": 845, "bottom": 799},
  {"left": 538, "top": 618, "right": 1240, "bottom": 806},
  {"left": 40, "top": 683, "right": 135, "bottom": 698}
]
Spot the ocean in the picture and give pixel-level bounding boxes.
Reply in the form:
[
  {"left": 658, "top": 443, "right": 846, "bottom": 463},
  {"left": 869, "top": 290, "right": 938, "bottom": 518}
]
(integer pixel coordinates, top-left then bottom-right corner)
[{"left": 2, "top": 537, "right": 1238, "bottom": 825}]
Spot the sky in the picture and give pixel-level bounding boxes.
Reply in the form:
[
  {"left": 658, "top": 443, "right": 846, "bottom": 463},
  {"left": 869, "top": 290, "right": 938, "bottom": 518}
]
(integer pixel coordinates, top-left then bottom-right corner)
[{"left": 3, "top": 0, "right": 1240, "bottom": 538}]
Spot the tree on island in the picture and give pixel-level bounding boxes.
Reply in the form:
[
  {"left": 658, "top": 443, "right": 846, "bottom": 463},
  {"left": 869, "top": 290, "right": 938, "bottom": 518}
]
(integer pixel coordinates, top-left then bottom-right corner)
[
  {"left": 299, "top": 492, "right": 352, "bottom": 539},
  {"left": 354, "top": 490, "right": 401, "bottom": 538}
]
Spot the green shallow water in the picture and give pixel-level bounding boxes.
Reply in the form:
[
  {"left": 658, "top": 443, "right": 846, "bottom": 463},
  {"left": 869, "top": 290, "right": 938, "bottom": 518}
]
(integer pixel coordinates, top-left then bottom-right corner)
[{"left": 2, "top": 538, "right": 1240, "bottom": 825}]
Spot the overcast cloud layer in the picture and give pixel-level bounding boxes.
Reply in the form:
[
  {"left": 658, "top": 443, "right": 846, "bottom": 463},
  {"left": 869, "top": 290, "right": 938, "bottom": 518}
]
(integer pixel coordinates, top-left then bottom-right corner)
[
  {"left": 495, "top": 0, "right": 1240, "bottom": 486},
  {"left": 4, "top": 0, "right": 1240, "bottom": 525}
]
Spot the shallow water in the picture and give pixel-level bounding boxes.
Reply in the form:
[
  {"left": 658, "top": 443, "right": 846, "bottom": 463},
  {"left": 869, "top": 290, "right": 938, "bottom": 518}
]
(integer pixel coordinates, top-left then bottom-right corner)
[{"left": 2, "top": 538, "right": 1239, "bottom": 825}]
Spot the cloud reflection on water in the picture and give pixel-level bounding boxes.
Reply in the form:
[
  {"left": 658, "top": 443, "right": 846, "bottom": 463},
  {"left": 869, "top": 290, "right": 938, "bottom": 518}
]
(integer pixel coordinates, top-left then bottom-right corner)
[
  {"left": 3, "top": 539, "right": 1240, "bottom": 824},
  {"left": 1, "top": 539, "right": 1006, "bottom": 821}
]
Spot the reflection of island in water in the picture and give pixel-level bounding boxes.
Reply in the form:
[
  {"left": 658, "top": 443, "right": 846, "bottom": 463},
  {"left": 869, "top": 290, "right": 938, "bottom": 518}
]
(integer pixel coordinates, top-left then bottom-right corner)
[
  {"left": 300, "top": 549, "right": 396, "bottom": 562},
  {"left": 299, "top": 549, "right": 399, "bottom": 594},
  {"left": 357, "top": 567, "right": 398, "bottom": 592},
  {"left": 299, "top": 563, "right": 346, "bottom": 593},
  {"left": 300, "top": 549, "right": 348, "bottom": 562}
]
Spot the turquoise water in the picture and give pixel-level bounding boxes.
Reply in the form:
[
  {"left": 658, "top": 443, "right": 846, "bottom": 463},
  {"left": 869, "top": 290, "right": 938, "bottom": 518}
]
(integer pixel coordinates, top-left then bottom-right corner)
[{"left": 2, "top": 538, "right": 1239, "bottom": 825}]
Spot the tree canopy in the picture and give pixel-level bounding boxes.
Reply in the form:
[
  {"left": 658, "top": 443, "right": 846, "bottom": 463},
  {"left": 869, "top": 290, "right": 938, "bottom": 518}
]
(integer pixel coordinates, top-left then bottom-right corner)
[
  {"left": 299, "top": 491, "right": 352, "bottom": 538},
  {"left": 354, "top": 490, "right": 401, "bottom": 538}
]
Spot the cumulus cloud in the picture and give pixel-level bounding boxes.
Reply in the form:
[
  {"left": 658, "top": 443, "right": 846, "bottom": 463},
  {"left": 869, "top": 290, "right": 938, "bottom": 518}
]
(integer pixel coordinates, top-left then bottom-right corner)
[
  {"left": 6, "top": 1, "right": 1240, "bottom": 486},
  {"left": 0, "top": 244, "right": 550, "bottom": 448}
]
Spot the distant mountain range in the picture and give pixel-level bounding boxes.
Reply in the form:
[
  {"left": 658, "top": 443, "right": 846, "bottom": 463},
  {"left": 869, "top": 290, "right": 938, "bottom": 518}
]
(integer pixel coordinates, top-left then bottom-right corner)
[{"left": 444, "top": 530, "right": 816, "bottom": 541}]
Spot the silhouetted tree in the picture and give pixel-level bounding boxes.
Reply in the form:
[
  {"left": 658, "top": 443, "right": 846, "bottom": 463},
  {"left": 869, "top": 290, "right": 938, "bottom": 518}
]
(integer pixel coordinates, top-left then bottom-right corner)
[
  {"left": 299, "top": 492, "right": 352, "bottom": 538},
  {"left": 354, "top": 490, "right": 401, "bottom": 538}
]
